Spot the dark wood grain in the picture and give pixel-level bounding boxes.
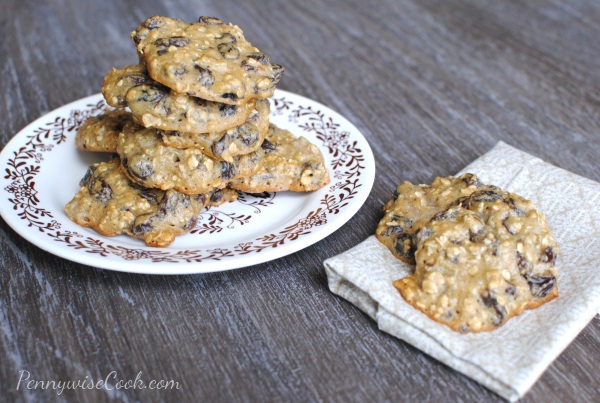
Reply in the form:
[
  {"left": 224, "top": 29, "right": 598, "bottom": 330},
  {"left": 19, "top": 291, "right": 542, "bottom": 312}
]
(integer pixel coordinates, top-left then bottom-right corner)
[{"left": 1, "top": 0, "right": 599, "bottom": 401}]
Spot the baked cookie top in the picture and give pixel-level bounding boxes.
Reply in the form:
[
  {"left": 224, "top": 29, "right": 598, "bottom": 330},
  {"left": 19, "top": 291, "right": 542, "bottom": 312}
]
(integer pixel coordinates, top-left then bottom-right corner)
[
  {"left": 131, "top": 16, "right": 284, "bottom": 105},
  {"left": 77, "top": 97, "right": 269, "bottom": 164},
  {"left": 65, "top": 159, "right": 208, "bottom": 247},
  {"left": 161, "top": 98, "right": 270, "bottom": 162},
  {"left": 376, "top": 174, "right": 484, "bottom": 263},
  {"left": 75, "top": 110, "right": 131, "bottom": 153},
  {"left": 229, "top": 124, "right": 330, "bottom": 193},
  {"left": 102, "top": 64, "right": 149, "bottom": 108},
  {"left": 117, "top": 121, "right": 264, "bottom": 194},
  {"left": 395, "top": 186, "right": 559, "bottom": 333},
  {"left": 102, "top": 65, "right": 255, "bottom": 133}
]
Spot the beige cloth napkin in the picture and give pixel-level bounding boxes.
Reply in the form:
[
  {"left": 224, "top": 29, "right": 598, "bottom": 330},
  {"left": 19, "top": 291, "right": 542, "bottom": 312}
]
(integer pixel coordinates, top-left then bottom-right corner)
[{"left": 324, "top": 142, "right": 600, "bottom": 402}]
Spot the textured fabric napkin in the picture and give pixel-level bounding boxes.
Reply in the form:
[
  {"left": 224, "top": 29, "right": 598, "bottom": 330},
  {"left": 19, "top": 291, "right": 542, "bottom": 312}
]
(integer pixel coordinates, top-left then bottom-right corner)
[{"left": 324, "top": 142, "right": 600, "bottom": 402}]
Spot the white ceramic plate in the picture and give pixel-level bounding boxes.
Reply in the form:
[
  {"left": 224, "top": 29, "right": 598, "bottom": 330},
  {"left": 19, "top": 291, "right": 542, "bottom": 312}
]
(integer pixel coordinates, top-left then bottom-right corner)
[{"left": 0, "top": 90, "right": 375, "bottom": 274}]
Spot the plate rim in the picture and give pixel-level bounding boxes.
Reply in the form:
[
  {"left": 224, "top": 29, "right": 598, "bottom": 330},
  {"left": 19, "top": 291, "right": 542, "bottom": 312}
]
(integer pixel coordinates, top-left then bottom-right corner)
[{"left": 0, "top": 90, "right": 375, "bottom": 275}]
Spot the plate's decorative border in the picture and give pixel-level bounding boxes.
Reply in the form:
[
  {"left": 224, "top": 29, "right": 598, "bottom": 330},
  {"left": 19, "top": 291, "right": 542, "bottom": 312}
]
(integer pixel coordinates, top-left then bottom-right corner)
[
  {"left": 3, "top": 95, "right": 365, "bottom": 263},
  {"left": 190, "top": 191, "right": 276, "bottom": 235},
  {"left": 4, "top": 100, "right": 106, "bottom": 234}
]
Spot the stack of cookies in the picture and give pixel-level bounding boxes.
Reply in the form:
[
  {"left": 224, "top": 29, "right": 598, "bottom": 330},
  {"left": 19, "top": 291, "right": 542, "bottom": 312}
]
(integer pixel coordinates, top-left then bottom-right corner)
[
  {"left": 66, "top": 16, "right": 330, "bottom": 247},
  {"left": 376, "top": 174, "right": 559, "bottom": 333}
]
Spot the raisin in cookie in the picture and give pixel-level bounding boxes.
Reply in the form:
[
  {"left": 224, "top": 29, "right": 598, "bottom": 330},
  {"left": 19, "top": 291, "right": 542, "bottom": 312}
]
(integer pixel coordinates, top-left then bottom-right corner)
[
  {"left": 131, "top": 16, "right": 284, "bottom": 105},
  {"left": 229, "top": 124, "right": 330, "bottom": 192},
  {"left": 65, "top": 159, "right": 211, "bottom": 247},
  {"left": 376, "top": 174, "right": 484, "bottom": 264},
  {"left": 395, "top": 186, "right": 559, "bottom": 333},
  {"left": 102, "top": 65, "right": 255, "bottom": 133},
  {"left": 117, "top": 121, "right": 263, "bottom": 194},
  {"left": 207, "top": 187, "right": 238, "bottom": 206},
  {"left": 75, "top": 110, "right": 131, "bottom": 152},
  {"left": 161, "top": 99, "right": 270, "bottom": 162}
]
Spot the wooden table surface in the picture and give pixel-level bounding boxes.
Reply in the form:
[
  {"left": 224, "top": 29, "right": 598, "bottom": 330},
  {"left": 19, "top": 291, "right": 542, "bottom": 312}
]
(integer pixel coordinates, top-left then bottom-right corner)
[{"left": 1, "top": 0, "right": 599, "bottom": 401}]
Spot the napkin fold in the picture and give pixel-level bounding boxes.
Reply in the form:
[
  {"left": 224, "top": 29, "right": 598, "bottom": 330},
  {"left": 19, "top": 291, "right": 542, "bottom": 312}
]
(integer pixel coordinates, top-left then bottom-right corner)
[{"left": 324, "top": 142, "right": 600, "bottom": 401}]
